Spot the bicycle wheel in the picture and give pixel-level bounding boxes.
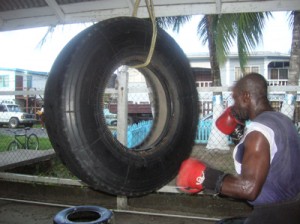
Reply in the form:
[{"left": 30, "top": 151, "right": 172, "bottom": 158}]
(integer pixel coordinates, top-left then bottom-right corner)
[
  {"left": 27, "top": 134, "right": 39, "bottom": 150},
  {"left": 7, "top": 141, "right": 19, "bottom": 151}
]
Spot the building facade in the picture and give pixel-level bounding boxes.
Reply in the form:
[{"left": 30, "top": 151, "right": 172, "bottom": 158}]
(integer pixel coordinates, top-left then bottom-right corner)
[
  {"left": 0, "top": 68, "right": 48, "bottom": 111},
  {"left": 0, "top": 52, "right": 296, "bottom": 116},
  {"left": 189, "top": 51, "right": 290, "bottom": 87}
]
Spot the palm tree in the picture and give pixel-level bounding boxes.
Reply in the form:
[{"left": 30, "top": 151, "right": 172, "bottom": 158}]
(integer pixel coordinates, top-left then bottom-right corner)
[
  {"left": 196, "top": 15, "right": 227, "bottom": 150},
  {"left": 158, "top": 13, "right": 270, "bottom": 85},
  {"left": 157, "top": 12, "right": 270, "bottom": 150},
  {"left": 281, "top": 11, "right": 300, "bottom": 120},
  {"left": 288, "top": 11, "right": 300, "bottom": 86}
]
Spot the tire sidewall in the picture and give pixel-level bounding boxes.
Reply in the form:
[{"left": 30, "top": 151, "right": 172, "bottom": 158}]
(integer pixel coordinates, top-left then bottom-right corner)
[
  {"left": 53, "top": 206, "right": 112, "bottom": 224},
  {"left": 45, "top": 17, "right": 198, "bottom": 195}
]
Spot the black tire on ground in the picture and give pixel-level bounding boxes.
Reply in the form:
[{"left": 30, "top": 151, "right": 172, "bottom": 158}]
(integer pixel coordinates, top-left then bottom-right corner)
[
  {"left": 44, "top": 17, "right": 198, "bottom": 196},
  {"left": 53, "top": 206, "right": 113, "bottom": 224},
  {"left": 9, "top": 117, "right": 19, "bottom": 128},
  {"left": 27, "top": 134, "right": 39, "bottom": 150}
]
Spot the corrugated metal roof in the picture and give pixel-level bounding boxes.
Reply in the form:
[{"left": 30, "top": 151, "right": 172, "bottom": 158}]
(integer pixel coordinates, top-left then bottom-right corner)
[
  {"left": 0, "top": 0, "right": 98, "bottom": 11},
  {"left": 0, "top": 0, "right": 47, "bottom": 11},
  {"left": 56, "top": 0, "right": 96, "bottom": 4}
]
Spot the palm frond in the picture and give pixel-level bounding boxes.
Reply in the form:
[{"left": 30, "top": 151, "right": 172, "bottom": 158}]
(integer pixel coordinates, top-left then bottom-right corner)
[
  {"left": 156, "top": 16, "right": 191, "bottom": 32},
  {"left": 214, "top": 14, "right": 237, "bottom": 65},
  {"left": 158, "top": 12, "right": 272, "bottom": 79},
  {"left": 197, "top": 15, "right": 209, "bottom": 46},
  {"left": 235, "top": 12, "right": 271, "bottom": 69},
  {"left": 288, "top": 11, "right": 295, "bottom": 29},
  {"left": 36, "top": 26, "right": 56, "bottom": 49}
]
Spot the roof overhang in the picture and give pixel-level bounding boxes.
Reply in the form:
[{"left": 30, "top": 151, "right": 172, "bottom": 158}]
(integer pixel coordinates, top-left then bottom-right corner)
[{"left": 0, "top": 0, "right": 300, "bottom": 32}]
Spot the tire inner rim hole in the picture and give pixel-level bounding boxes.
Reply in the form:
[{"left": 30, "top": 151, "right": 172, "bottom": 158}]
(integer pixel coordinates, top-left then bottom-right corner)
[
  {"left": 67, "top": 211, "right": 101, "bottom": 222},
  {"left": 103, "top": 65, "right": 164, "bottom": 149}
]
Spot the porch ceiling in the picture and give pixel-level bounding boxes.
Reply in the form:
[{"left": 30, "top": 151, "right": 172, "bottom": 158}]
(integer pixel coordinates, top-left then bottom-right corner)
[{"left": 0, "top": 0, "right": 299, "bottom": 32}]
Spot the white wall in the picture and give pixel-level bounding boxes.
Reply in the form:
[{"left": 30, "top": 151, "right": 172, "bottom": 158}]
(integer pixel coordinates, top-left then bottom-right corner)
[
  {"left": 32, "top": 74, "right": 48, "bottom": 90},
  {"left": 0, "top": 70, "right": 16, "bottom": 102}
]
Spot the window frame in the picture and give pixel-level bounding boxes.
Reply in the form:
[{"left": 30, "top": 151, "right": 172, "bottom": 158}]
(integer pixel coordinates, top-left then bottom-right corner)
[{"left": 0, "top": 75, "right": 9, "bottom": 88}]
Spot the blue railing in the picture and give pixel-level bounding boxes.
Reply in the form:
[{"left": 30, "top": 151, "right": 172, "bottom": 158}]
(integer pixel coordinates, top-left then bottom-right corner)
[
  {"left": 114, "top": 119, "right": 213, "bottom": 148},
  {"left": 119, "top": 119, "right": 297, "bottom": 147},
  {"left": 127, "top": 120, "right": 153, "bottom": 148},
  {"left": 112, "top": 120, "right": 153, "bottom": 148},
  {"left": 112, "top": 118, "right": 239, "bottom": 147},
  {"left": 195, "top": 120, "right": 212, "bottom": 144}
]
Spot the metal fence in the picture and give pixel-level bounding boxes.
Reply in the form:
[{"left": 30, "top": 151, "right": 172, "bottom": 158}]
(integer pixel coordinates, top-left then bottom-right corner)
[{"left": 0, "top": 86, "right": 300, "bottom": 182}]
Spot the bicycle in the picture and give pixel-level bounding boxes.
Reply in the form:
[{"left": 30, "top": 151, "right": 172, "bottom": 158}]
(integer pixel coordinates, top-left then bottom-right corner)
[{"left": 7, "top": 127, "right": 39, "bottom": 150}]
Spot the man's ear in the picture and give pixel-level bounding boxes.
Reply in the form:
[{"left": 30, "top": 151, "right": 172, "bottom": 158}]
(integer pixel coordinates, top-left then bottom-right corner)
[{"left": 242, "top": 92, "right": 251, "bottom": 103}]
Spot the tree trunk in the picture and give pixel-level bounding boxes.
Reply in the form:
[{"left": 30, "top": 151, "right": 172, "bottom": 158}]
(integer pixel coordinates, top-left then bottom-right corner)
[
  {"left": 206, "top": 15, "right": 229, "bottom": 151},
  {"left": 281, "top": 11, "right": 300, "bottom": 120}
]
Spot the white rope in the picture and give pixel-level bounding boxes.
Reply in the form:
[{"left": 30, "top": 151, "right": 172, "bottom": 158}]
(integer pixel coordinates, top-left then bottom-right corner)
[{"left": 131, "top": 0, "right": 157, "bottom": 69}]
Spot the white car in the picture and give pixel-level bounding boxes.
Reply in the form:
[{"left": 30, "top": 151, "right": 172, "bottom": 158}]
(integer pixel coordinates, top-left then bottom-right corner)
[
  {"left": 104, "top": 109, "right": 117, "bottom": 126},
  {"left": 0, "top": 103, "right": 36, "bottom": 128}
]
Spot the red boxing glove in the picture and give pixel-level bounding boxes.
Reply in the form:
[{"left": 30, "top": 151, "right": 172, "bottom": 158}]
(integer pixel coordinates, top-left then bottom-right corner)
[
  {"left": 216, "top": 107, "right": 243, "bottom": 135},
  {"left": 176, "top": 158, "right": 206, "bottom": 194},
  {"left": 176, "top": 158, "right": 226, "bottom": 194}
]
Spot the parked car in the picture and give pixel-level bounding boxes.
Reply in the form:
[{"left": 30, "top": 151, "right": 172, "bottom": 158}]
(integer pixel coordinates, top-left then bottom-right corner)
[
  {"left": 0, "top": 103, "right": 36, "bottom": 128},
  {"left": 104, "top": 109, "right": 117, "bottom": 126}
]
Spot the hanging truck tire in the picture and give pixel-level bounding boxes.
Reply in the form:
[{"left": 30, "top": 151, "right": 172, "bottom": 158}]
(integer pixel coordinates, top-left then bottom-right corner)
[{"left": 44, "top": 17, "right": 199, "bottom": 196}]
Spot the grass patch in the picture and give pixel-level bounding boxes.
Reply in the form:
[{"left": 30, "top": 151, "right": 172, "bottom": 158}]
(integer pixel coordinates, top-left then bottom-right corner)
[
  {"left": 7, "top": 157, "right": 77, "bottom": 179},
  {"left": 33, "top": 158, "right": 77, "bottom": 179},
  {"left": 0, "top": 134, "right": 52, "bottom": 151},
  {"left": 0, "top": 134, "right": 12, "bottom": 152},
  {"left": 0, "top": 131, "right": 73, "bottom": 178},
  {"left": 38, "top": 137, "right": 53, "bottom": 150}
]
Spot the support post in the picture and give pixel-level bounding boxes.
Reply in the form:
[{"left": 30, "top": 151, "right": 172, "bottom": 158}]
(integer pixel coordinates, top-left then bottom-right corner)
[{"left": 117, "top": 66, "right": 129, "bottom": 146}]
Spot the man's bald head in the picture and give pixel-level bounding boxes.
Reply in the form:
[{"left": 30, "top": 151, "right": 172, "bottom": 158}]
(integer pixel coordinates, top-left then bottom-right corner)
[{"left": 234, "top": 73, "right": 268, "bottom": 100}]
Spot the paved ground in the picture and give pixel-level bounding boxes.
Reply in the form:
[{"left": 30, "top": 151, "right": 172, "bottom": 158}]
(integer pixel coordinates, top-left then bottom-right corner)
[
  {"left": 0, "top": 199, "right": 217, "bottom": 224},
  {"left": 0, "top": 200, "right": 59, "bottom": 224},
  {"left": 0, "top": 128, "right": 242, "bottom": 224}
]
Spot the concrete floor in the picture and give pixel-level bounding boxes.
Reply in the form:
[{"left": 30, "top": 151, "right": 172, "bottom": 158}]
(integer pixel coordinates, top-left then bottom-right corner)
[
  {"left": 0, "top": 143, "right": 252, "bottom": 224},
  {"left": 0, "top": 199, "right": 217, "bottom": 224},
  {"left": 0, "top": 200, "right": 60, "bottom": 224}
]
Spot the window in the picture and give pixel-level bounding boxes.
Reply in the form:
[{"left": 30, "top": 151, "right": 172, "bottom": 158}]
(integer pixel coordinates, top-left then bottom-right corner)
[
  {"left": 234, "top": 66, "right": 259, "bottom": 81},
  {"left": 27, "top": 75, "right": 32, "bottom": 89},
  {"left": 7, "top": 105, "right": 20, "bottom": 112},
  {"left": 268, "top": 61, "right": 289, "bottom": 80},
  {"left": 269, "top": 68, "right": 288, "bottom": 80},
  {"left": 0, "top": 105, "right": 5, "bottom": 112},
  {"left": 0, "top": 75, "right": 9, "bottom": 87}
]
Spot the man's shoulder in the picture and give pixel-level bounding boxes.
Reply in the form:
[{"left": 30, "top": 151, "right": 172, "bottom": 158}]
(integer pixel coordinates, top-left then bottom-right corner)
[{"left": 255, "top": 111, "right": 289, "bottom": 123}]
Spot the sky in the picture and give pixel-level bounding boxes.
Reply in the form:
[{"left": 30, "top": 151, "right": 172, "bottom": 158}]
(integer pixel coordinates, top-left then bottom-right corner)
[{"left": 0, "top": 11, "right": 292, "bottom": 73}]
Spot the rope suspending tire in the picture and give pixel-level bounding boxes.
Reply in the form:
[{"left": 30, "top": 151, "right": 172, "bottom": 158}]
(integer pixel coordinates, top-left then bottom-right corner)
[
  {"left": 44, "top": 17, "right": 198, "bottom": 196},
  {"left": 53, "top": 206, "right": 113, "bottom": 224}
]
